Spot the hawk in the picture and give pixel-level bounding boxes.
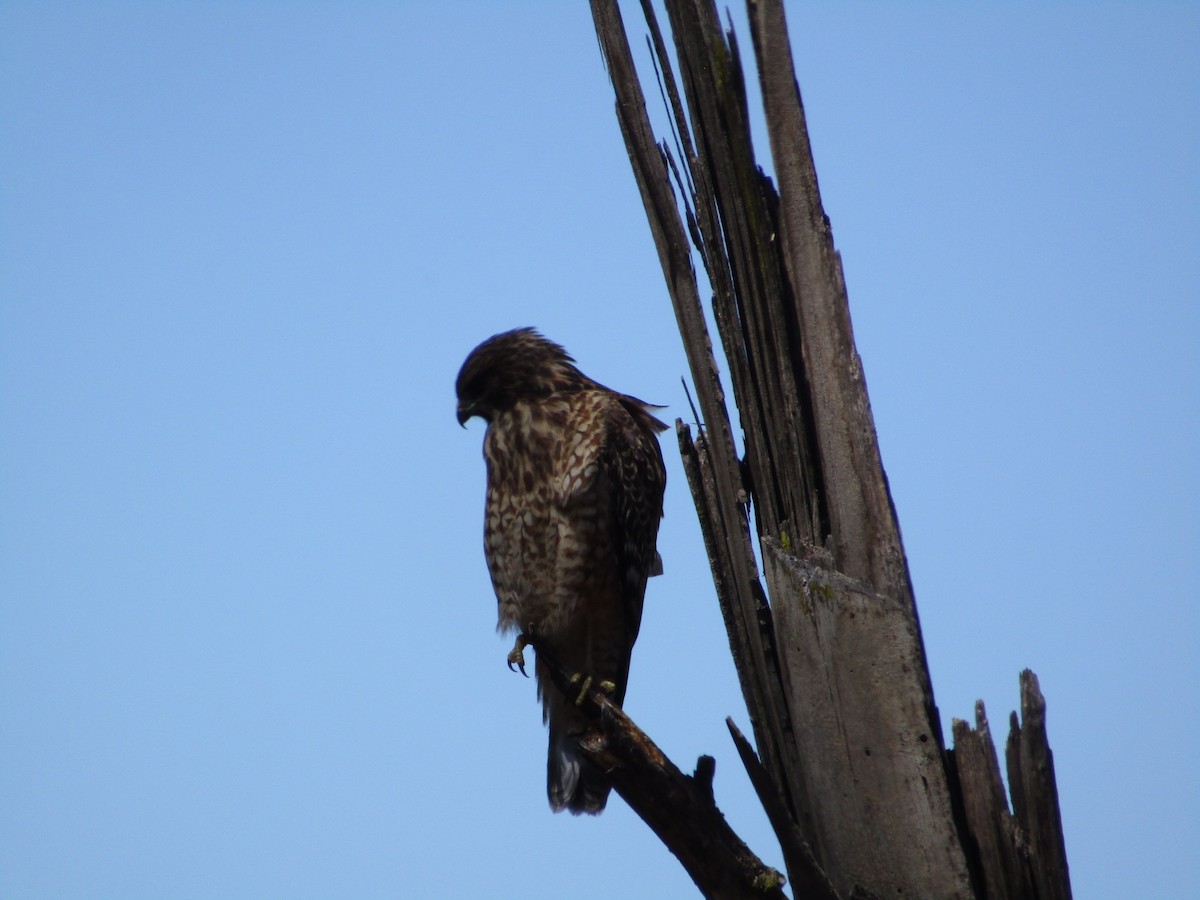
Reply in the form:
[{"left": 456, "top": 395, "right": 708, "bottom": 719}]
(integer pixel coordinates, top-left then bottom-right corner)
[{"left": 456, "top": 328, "right": 667, "bottom": 814}]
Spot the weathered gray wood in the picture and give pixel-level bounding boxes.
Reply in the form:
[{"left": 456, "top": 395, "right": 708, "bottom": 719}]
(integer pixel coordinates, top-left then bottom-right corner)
[
  {"left": 746, "top": 0, "right": 912, "bottom": 599},
  {"left": 1007, "top": 671, "right": 1074, "bottom": 900},
  {"left": 656, "top": 0, "right": 826, "bottom": 551},
  {"left": 764, "top": 538, "right": 973, "bottom": 898},
  {"left": 618, "top": 0, "right": 972, "bottom": 895},
  {"left": 587, "top": 2, "right": 1071, "bottom": 898},
  {"left": 952, "top": 703, "right": 1037, "bottom": 899},
  {"left": 951, "top": 674, "right": 1074, "bottom": 900},
  {"left": 590, "top": 1, "right": 809, "bottom": 862}
]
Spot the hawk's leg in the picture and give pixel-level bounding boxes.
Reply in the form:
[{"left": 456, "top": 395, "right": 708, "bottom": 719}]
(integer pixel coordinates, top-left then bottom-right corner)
[
  {"left": 506, "top": 633, "right": 530, "bottom": 677},
  {"left": 569, "top": 672, "right": 617, "bottom": 706}
]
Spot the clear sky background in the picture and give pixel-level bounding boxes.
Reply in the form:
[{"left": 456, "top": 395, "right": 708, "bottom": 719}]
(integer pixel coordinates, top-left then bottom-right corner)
[{"left": 1, "top": 2, "right": 1196, "bottom": 898}]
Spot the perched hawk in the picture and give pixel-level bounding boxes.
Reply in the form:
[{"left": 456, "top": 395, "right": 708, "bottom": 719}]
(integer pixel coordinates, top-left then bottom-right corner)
[{"left": 456, "top": 328, "right": 667, "bottom": 814}]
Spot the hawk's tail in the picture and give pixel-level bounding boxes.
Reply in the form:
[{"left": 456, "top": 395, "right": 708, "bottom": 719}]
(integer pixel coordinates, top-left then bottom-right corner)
[{"left": 547, "top": 721, "right": 611, "bottom": 815}]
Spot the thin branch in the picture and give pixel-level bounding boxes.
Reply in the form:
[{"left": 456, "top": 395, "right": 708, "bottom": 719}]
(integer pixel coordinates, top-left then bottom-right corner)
[{"left": 726, "top": 718, "right": 841, "bottom": 900}]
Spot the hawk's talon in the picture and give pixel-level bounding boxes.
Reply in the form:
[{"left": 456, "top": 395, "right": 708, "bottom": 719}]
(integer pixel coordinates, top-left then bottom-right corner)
[
  {"left": 570, "top": 673, "right": 593, "bottom": 706},
  {"left": 568, "top": 674, "right": 618, "bottom": 705},
  {"left": 507, "top": 633, "right": 530, "bottom": 677}
]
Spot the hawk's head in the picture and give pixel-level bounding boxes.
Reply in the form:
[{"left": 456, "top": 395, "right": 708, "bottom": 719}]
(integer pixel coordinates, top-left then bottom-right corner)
[{"left": 456, "top": 328, "right": 587, "bottom": 426}]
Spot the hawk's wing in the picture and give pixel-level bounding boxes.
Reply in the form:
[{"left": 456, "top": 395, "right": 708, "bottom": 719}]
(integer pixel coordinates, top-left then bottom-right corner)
[{"left": 599, "top": 395, "right": 667, "bottom": 652}]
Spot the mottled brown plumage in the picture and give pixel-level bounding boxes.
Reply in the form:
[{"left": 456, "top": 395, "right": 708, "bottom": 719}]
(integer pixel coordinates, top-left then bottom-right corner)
[{"left": 456, "top": 328, "right": 667, "bottom": 814}]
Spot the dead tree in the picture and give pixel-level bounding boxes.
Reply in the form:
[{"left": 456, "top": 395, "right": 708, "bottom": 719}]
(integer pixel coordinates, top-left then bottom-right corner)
[{"left": 558, "top": 2, "right": 1074, "bottom": 897}]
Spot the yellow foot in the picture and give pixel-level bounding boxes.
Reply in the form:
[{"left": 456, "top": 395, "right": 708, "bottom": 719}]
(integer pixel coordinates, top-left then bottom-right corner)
[
  {"left": 507, "top": 633, "right": 530, "bottom": 677},
  {"left": 569, "top": 673, "right": 617, "bottom": 705}
]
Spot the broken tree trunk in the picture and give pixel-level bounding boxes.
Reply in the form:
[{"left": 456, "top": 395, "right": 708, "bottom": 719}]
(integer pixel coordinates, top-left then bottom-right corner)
[{"left": 587, "top": 1, "right": 1072, "bottom": 898}]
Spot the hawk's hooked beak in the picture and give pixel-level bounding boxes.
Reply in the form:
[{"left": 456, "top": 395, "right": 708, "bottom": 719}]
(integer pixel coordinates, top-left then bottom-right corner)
[{"left": 456, "top": 402, "right": 473, "bottom": 428}]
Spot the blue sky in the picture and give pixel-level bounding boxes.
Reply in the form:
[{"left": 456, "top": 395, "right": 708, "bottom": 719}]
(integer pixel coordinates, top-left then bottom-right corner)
[{"left": 1, "top": 3, "right": 1196, "bottom": 898}]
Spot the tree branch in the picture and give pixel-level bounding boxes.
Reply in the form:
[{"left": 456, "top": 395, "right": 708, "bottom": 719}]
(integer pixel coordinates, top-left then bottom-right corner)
[{"left": 529, "top": 638, "right": 789, "bottom": 900}]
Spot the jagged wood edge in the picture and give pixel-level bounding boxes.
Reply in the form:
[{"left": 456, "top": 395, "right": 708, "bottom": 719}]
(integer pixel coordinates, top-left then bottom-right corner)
[{"left": 589, "top": 0, "right": 805, "bottom": 858}]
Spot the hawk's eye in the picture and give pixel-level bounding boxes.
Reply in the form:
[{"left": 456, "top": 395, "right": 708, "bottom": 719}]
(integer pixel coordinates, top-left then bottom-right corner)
[{"left": 460, "top": 371, "right": 486, "bottom": 402}]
